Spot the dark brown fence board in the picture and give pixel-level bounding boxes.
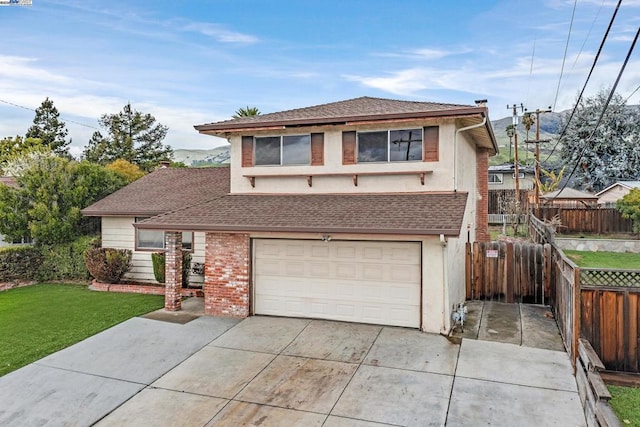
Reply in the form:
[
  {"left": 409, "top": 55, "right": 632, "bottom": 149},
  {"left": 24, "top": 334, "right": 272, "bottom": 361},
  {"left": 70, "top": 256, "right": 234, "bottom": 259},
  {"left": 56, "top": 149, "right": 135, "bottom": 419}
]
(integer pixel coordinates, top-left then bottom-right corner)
[
  {"left": 466, "top": 241, "right": 547, "bottom": 303},
  {"left": 534, "top": 206, "right": 633, "bottom": 234}
]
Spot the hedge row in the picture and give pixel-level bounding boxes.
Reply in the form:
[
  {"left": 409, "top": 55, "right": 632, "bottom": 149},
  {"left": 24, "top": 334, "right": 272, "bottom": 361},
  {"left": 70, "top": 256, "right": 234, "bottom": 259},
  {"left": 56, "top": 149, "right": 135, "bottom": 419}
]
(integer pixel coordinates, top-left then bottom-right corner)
[{"left": 0, "top": 236, "right": 99, "bottom": 282}]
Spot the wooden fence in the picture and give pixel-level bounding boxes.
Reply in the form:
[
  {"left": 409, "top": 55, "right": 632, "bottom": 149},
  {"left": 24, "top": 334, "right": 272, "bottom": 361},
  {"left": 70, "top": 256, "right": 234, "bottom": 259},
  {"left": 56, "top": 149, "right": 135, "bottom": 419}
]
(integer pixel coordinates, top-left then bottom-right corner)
[
  {"left": 488, "top": 189, "right": 529, "bottom": 214},
  {"left": 533, "top": 206, "right": 633, "bottom": 234},
  {"left": 549, "top": 245, "right": 580, "bottom": 365},
  {"left": 575, "top": 339, "right": 619, "bottom": 427},
  {"left": 466, "top": 241, "right": 550, "bottom": 304},
  {"left": 581, "top": 287, "right": 640, "bottom": 373},
  {"left": 533, "top": 213, "right": 640, "bottom": 373}
]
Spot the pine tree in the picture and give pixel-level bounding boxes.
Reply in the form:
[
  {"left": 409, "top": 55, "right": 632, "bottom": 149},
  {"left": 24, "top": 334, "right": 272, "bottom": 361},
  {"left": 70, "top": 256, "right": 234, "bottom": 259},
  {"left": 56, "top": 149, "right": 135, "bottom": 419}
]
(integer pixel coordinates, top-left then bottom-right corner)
[
  {"left": 83, "top": 103, "right": 172, "bottom": 171},
  {"left": 25, "top": 97, "right": 70, "bottom": 156}
]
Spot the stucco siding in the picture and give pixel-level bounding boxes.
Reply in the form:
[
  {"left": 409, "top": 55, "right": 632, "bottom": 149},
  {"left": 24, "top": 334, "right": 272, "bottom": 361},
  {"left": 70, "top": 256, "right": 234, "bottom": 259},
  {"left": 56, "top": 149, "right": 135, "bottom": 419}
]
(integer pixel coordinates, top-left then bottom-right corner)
[{"left": 230, "top": 119, "right": 458, "bottom": 194}]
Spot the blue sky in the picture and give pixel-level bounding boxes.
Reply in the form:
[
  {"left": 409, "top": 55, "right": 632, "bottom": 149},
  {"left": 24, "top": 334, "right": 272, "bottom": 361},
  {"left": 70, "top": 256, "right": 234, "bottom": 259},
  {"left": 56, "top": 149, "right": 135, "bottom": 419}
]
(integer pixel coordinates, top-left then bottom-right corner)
[{"left": 1, "top": 0, "right": 638, "bottom": 155}]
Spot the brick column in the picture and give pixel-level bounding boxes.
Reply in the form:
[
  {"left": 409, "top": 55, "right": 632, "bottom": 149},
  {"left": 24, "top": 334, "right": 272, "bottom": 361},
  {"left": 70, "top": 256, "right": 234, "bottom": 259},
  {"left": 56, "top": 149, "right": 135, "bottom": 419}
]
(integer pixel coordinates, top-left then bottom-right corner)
[
  {"left": 204, "top": 232, "right": 250, "bottom": 318},
  {"left": 164, "top": 231, "right": 182, "bottom": 311},
  {"left": 476, "top": 148, "right": 490, "bottom": 242}
]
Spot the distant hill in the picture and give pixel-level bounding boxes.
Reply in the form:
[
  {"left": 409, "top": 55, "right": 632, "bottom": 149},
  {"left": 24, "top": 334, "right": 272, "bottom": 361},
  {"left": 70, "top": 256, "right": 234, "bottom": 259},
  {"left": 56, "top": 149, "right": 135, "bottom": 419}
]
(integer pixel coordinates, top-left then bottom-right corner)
[
  {"left": 490, "top": 110, "right": 566, "bottom": 166},
  {"left": 173, "top": 146, "right": 230, "bottom": 166}
]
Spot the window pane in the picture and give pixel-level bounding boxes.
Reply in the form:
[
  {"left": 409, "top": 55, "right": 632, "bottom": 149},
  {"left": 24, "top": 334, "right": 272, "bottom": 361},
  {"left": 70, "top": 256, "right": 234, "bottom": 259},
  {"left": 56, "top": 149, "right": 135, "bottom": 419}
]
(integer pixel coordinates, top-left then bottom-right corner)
[
  {"left": 488, "top": 174, "right": 503, "bottom": 184},
  {"left": 182, "top": 232, "right": 193, "bottom": 250},
  {"left": 138, "top": 229, "right": 164, "bottom": 249},
  {"left": 282, "top": 135, "right": 310, "bottom": 165},
  {"left": 358, "top": 131, "right": 388, "bottom": 162},
  {"left": 255, "top": 137, "right": 281, "bottom": 165},
  {"left": 390, "top": 129, "right": 422, "bottom": 161}
]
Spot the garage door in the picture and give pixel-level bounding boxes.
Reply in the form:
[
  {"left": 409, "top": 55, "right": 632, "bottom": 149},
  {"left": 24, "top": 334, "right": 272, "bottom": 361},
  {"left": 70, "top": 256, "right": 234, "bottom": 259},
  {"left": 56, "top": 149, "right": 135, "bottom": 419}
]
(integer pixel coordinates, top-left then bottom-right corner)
[{"left": 253, "top": 239, "right": 421, "bottom": 328}]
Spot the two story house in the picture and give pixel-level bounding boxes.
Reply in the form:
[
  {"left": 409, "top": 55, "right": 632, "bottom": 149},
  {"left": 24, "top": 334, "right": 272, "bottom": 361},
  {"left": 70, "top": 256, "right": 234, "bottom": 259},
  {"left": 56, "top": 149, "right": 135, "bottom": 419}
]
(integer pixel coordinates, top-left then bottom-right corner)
[{"left": 85, "top": 97, "right": 497, "bottom": 334}]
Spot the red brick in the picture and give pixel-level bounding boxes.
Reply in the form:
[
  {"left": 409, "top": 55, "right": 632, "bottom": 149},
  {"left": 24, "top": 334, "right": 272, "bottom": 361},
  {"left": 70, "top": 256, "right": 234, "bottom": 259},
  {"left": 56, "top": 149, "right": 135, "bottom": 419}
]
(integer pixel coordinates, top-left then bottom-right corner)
[{"left": 204, "top": 233, "right": 250, "bottom": 318}]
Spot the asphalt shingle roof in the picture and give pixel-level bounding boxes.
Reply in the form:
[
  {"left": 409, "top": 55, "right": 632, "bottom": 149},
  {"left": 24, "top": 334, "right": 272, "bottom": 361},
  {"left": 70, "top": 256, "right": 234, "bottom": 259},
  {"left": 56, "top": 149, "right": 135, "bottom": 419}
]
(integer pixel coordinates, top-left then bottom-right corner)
[
  {"left": 136, "top": 192, "right": 469, "bottom": 236},
  {"left": 195, "top": 96, "right": 478, "bottom": 131},
  {"left": 82, "top": 167, "right": 230, "bottom": 216}
]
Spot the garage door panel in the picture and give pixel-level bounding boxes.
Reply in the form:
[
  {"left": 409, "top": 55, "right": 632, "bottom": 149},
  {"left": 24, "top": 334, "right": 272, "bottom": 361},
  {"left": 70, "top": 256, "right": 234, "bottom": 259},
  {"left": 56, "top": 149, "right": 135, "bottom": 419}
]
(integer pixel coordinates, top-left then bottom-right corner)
[{"left": 254, "top": 239, "right": 421, "bottom": 328}]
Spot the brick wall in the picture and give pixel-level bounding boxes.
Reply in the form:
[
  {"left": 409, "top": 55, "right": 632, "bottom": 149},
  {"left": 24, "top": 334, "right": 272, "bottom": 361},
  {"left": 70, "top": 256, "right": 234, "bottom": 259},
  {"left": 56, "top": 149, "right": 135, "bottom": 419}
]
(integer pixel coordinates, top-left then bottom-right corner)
[
  {"left": 204, "top": 232, "right": 250, "bottom": 318},
  {"left": 90, "top": 280, "right": 203, "bottom": 297},
  {"left": 165, "top": 232, "right": 183, "bottom": 311},
  {"left": 476, "top": 148, "right": 490, "bottom": 242}
]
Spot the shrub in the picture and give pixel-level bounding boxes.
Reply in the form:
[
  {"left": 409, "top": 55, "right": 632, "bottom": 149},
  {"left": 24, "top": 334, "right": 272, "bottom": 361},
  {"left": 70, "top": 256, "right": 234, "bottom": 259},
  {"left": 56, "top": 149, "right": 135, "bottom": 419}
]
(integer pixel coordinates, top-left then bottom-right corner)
[
  {"left": 151, "top": 252, "right": 165, "bottom": 284},
  {"left": 83, "top": 247, "right": 131, "bottom": 284},
  {"left": 36, "top": 236, "right": 99, "bottom": 281},
  {"left": 0, "top": 245, "right": 43, "bottom": 282},
  {"left": 150, "top": 251, "right": 191, "bottom": 287}
]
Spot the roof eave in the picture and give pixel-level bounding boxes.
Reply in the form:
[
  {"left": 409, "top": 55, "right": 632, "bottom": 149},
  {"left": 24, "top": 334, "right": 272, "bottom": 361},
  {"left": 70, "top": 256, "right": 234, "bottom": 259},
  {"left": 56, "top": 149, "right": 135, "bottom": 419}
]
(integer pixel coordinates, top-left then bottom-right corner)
[
  {"left": 133, "top": 223, "right": 462, "bottom": 237},
  {"left": 194, "top": 106, "right": 489, "bottom": 135}
]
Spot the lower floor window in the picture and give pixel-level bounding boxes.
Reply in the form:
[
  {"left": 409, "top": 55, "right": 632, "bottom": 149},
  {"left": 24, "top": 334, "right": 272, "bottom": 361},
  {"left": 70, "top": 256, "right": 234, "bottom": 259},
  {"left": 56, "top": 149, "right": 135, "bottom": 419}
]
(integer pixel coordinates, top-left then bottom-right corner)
[{"left": 135, "top": 218, "right": 193, "bottom": 251}]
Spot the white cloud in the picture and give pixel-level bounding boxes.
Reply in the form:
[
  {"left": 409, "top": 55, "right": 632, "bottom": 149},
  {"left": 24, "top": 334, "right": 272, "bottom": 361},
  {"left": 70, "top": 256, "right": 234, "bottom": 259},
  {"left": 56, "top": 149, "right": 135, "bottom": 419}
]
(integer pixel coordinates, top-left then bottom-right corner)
[{"left": 183, "top": 22, "right": 259, "bottom": 44}]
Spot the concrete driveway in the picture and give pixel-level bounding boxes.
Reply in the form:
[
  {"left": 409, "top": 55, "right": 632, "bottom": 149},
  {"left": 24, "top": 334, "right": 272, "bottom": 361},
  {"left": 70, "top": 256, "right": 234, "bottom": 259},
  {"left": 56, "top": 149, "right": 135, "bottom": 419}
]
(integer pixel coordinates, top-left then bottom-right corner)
[{"left": 0, "top": 313, "right": 586, "bottom": 426}]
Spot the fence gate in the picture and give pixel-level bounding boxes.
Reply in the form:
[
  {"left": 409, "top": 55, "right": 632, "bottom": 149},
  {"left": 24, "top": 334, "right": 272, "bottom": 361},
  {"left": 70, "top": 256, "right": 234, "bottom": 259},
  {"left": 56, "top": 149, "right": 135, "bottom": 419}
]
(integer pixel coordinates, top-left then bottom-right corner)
[{"left": 465, "top": 241, "right": 551, "bottom": 304}]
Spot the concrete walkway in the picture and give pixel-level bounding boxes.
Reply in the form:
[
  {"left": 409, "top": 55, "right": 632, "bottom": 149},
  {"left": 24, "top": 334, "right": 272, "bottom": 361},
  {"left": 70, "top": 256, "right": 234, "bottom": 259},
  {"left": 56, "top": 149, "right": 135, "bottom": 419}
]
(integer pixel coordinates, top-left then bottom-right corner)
[{"left": 0, "top": 302, "right": 586, "bottom": 426}]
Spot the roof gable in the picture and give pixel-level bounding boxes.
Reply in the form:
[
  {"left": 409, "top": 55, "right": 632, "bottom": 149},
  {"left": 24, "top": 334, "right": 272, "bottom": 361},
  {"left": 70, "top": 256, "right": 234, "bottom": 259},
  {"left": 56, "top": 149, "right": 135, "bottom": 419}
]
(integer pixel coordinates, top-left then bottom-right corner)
[
  {"left": 195, "top": 96, "right": 498, "bottom": 154},
  {"left": 82, "top": 167, "right": 230, "bottom": 217}
]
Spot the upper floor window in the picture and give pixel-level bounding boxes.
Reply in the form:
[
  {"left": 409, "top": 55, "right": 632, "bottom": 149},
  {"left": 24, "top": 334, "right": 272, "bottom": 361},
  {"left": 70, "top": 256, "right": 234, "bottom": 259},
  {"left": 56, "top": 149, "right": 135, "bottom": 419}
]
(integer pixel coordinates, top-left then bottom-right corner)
[
  {"left": 135, "top": 218, "right": 193, "bottom": 251},
  {"left": 488, "top": 173, "right": 503, "bottom": 184},
  {"left": 357, "top": 129, "right": 422, "bottom": 163},
  {"left": 255, "top": 135, "right": 311, "bottom": 166},
  {"left": 512, "top": 172, "right": 525, "bottom": 179}
]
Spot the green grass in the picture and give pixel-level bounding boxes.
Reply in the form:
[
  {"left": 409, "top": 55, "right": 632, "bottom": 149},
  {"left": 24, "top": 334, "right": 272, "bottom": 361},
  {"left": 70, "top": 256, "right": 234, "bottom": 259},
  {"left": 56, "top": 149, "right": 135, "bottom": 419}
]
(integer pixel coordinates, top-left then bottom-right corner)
[
  {"left": 609, "top": 385, "right": 640, "bottom": 426},
  {"left": 0, "top": 284, "right": 164, "bottom": 376},
  {"left": 563, "top": 250, "right": 640, "bottom": 269}
]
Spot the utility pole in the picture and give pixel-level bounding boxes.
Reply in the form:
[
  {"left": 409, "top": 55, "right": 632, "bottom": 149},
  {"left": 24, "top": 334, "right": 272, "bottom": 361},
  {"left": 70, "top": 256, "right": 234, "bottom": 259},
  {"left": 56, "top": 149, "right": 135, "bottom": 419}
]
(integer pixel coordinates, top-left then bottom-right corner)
[
  {"left": 525, "top": 107, "right": 552, "bottom": 205},
  {"left": 508, "top": 104, "right": 524, "bottom": 195}
]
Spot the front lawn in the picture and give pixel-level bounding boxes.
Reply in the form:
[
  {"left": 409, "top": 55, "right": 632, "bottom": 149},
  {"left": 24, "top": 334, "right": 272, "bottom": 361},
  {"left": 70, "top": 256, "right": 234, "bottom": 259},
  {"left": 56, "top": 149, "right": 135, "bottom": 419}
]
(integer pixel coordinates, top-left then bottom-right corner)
[
  {"left": 609, "top": 385, "right": 640, "bottom": 426},
  {"left": 0, "top": 284, "right": 164, "bottom": 376},
  {"left": 563, "top": 250, "right": 640, "bottom": 269}
]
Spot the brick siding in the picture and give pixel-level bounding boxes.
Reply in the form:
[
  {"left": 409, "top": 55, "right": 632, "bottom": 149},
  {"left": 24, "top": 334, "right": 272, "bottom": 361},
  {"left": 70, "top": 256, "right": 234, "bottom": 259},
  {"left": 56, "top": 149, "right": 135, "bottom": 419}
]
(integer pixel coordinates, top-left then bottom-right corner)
[
  {"left": 476, "top": 148, "right": 490, "bottom": 242},
  {"left": 164, "top": 232, "right": 183, "bottom": 311},
  {"left": 204, "top": 232, "right": 250, "bottom": 318},
  {"left": 90, "top": 280, "right": 203, "bottom": 297}
]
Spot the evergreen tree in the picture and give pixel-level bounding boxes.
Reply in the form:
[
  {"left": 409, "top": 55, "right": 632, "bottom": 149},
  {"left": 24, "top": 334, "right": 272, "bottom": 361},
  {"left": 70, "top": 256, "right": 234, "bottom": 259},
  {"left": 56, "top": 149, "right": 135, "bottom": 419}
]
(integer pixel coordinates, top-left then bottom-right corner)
[
  {"left": 83, "top": 103, "right": 172, "bottom": 171},
  {"left": 559, "top": 89, "right": 640, "bottom": 192},
  {"left": 0, "top": 156, "right": 126, "bottom": 244},
  {"left": 25, "top": 97, "right": 70, "bottom": 156}
]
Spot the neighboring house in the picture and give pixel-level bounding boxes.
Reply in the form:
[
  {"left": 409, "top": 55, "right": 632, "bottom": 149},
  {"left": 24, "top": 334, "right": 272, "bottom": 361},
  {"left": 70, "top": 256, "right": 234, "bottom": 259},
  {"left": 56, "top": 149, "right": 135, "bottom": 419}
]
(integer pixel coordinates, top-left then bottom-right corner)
[
  {"left": 82, "top": 167, "right": 230, "bottom": 285},
  {"left": 596, "top": 181, "right": 640, "bottom": 207},
  {"left": 85, "top": 96, "right": 498, "bottom": 334},
  {"left": 488, "top": 163, "right": 535, "bottom": 190},
  {"left": 541, "top": 187, "right": 598, "bottom": 207}
]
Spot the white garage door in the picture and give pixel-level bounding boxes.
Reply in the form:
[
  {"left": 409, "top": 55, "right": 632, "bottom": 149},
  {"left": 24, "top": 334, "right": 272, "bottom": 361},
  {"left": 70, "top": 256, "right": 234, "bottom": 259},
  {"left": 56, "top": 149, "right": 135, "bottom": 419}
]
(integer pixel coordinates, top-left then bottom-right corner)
[{"left": 253, "top": 239, "right": 421, "bottom": 328}]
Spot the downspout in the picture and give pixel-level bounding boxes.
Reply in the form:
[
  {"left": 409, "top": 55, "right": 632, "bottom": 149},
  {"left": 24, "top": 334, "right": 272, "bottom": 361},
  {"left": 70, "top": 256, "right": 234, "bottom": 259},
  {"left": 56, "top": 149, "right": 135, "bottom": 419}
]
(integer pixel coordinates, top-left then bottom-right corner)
[
  {"left": 440, "top": 234, "right": 449, "bottom": 335},
  {"left": 453, "top": 114, "right": 487, "bottom": 192}
]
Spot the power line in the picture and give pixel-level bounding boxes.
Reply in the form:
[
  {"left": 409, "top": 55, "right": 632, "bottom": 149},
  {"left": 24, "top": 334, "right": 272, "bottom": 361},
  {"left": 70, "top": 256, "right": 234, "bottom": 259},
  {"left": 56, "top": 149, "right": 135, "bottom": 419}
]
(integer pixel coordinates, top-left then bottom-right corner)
[
  {"left": 542, "top": 0, "right": 623, "bottom": 165},
  {"left": 571, "top": 0, "right": 606, "bottom": 72},
  {"left": 525, "top": 37, "right": 537, "bottom": 107},
  {"left": 552, "top": 0, "right": 578, "bottom": 112},
  {"left": 0, "top": 98, "right": 99, "bottom": 130},
  {"left": 553, "top": 23, "right": 639, "bottom": 199},
  {"left": 624, "top": 83, "right": 640, "bottom": 103}
]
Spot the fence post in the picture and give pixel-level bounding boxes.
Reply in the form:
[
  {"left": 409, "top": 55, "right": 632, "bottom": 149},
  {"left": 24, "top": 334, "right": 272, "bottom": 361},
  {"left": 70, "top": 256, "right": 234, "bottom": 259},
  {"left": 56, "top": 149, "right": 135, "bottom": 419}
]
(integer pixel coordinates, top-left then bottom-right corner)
[
  {"left": 573, "top": 266, "right": 581, "bottom": 370},
  {"left": 543, "top": 244, "right": 551, "bottom": 305},
  {"left": 465, "top": 242, "right": 472, "bottom": 299}
]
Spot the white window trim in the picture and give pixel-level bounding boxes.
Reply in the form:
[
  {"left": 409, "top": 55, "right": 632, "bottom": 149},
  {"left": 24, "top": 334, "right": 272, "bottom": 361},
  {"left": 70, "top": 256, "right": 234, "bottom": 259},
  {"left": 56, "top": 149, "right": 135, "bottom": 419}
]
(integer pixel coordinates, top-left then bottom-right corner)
[
  {"left": 135, "top": 218, "right": 193, "bottom": 251},
  {"left": 488, "top": 173, "right": 504, "bottom": 184}
]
